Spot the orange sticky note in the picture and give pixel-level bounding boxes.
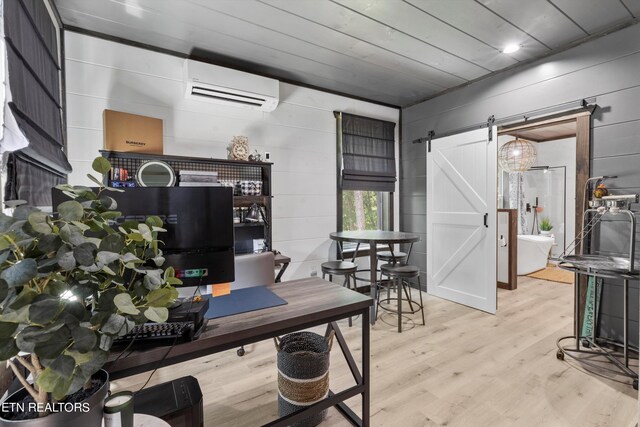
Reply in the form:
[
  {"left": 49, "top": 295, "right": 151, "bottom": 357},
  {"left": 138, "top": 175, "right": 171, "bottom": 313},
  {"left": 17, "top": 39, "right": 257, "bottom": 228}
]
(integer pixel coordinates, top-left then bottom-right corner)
[{"left": 210, "top": 283, "right": 231, "bottom": 297}]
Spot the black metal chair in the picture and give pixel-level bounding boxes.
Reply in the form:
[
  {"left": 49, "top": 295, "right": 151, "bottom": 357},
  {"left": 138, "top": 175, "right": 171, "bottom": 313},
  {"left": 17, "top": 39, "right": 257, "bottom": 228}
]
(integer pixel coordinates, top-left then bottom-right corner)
[
  {"left": 321, "top": 260, "right": 358, "bottom": 326},
  {"left": 377, "top": 263, "right": 425, "bottom": 333}
]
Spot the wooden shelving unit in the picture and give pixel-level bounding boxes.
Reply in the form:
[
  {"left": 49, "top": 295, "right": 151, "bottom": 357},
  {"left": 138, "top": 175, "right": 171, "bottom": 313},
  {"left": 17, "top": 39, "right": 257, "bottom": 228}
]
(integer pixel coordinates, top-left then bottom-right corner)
[
  {"left": 233, "top": 195, "right": 272, "bottom": 207},
  {"left": 100, "top": 150, "right": 273, "bottom": 254},
  {"left": 234, "top": 222, "right": 264, "bottom": 228}
]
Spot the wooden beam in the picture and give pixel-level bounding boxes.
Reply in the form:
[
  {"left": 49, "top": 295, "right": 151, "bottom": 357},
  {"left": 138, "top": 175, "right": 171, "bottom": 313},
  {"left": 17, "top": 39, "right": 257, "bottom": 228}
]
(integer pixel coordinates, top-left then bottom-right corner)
[
  {"left": 500, "top": 118, "right": 574, "bottom": 135},
  {"left": 534, "top": 132, "right": 577, "bottom": 142},
  {"left": 498, "top": 107, "right": 592, "bottom": 134}
]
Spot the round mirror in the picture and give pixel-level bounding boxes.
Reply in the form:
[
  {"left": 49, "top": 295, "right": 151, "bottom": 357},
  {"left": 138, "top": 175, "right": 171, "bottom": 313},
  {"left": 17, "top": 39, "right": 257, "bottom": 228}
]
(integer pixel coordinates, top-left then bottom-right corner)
[{"left": 136, "top": 161, "right": 176, "bottom": 187}]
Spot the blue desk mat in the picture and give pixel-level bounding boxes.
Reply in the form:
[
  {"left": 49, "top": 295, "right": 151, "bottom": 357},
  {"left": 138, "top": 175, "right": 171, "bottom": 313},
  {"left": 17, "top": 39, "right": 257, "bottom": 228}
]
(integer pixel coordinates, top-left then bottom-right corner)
[{"left": 204, "top": 286, "right": 287, "bottom": 320}]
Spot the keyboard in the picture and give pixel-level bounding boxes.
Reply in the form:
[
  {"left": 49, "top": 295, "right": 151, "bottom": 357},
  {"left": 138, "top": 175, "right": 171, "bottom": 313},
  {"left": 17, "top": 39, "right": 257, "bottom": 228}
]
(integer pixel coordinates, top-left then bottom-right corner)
[{"left": 114, "top": 322, "right": 195, "bottom": 346}]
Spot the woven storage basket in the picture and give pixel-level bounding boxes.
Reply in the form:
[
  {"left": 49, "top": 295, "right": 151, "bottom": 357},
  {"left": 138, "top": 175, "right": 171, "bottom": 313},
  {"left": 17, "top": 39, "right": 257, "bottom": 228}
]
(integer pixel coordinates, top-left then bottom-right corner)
[{"left": 275, "top": 331, "right": 334, "bottom": 427}]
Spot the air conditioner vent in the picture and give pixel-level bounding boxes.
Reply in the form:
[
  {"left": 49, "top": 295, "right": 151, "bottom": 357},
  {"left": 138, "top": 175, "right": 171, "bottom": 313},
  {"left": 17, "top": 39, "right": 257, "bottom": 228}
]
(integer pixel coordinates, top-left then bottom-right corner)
[{"left": 184, "top": 60, "right": 279, "bottom": 112}]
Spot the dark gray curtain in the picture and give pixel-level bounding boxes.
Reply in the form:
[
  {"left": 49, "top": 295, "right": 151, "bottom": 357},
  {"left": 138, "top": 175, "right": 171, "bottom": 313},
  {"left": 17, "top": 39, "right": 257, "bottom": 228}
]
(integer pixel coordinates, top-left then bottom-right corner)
[
  {"left": 3, "top": 0, "right": 71, "bottom": 205},
  {"left": 340, "top": 113, "right": 396, "bottom": 192},
  {"left": 5, "top": 154, "right": 66, "bottom": 207}
]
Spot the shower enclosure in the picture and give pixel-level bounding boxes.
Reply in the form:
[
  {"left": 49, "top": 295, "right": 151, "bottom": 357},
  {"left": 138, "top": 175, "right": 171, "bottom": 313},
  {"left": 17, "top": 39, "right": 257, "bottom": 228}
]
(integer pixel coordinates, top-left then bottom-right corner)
[{"left": 499, "top": 166, "right": 569, "bottom": 258}]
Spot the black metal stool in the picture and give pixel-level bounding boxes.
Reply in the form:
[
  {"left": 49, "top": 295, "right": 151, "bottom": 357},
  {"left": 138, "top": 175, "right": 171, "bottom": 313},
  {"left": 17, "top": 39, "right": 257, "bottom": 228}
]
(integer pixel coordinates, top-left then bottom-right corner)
[
  {"left": 377, "top": 250, "right": 407, "bottom": 285},
  {"left": 322, "top": 261, "right": 358, "bottom": 326},
  {"left": 377, "top": 251, "right": 407, "bottom": 264},
  {"left": 377, "top": 263, "right": 425, "bottom": 333}
]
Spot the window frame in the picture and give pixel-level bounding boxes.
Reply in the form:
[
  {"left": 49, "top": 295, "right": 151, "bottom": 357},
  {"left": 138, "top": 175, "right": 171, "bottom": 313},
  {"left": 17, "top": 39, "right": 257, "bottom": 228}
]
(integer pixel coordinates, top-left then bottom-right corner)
[{"left": 334, "top": 112, "right": 395, "bottom": 258}]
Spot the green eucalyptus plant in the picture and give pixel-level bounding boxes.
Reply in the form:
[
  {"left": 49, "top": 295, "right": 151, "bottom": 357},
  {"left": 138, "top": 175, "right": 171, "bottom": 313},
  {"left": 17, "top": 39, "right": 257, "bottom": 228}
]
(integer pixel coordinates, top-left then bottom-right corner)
[
  {"left": 0, "top": 157, "right": 180, "bottom": 415},
  {"left": 540, "top": 217, "right": 553, "bottom": 232}
]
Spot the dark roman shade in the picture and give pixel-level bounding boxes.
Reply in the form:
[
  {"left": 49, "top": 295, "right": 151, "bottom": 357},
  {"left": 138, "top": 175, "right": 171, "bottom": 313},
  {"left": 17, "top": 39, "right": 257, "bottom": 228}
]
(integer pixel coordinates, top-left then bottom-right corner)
[
  {"left": 3, "top": 0, "right": 71, "bottom": 205},
  {"left": 340, "top": 113, "right": 396, "bottom": 192}
]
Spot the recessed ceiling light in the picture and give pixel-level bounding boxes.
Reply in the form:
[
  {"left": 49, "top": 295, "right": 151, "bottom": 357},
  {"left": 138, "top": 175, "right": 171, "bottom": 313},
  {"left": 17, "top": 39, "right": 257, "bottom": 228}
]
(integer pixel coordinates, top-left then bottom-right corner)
[{"left": 502, "top": 44, "right": 521, "bottom": 54}]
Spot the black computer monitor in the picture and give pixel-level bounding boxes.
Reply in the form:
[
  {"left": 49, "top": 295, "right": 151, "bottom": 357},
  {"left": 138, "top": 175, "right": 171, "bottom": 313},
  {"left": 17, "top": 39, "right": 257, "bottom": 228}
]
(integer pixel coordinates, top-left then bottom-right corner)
[{"left": 52, "top": 186, "right": 235, "bottom": 286}]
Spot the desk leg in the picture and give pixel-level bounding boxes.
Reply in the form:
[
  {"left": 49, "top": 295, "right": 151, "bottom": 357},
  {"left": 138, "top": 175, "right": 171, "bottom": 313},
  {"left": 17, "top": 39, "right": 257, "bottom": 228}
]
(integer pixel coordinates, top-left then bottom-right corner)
[
  {"left": 624, "top": 279, "right": 629, "bottom": 367},
  {"left": 362, "top": 309, "right": 370, "bottom": 426},
  {"left": 275, "top": 262, "right": 289, "bottom": 283},
  {"left": 370, "top": 247, "right": 377, "bottom": 325},
  {"left": 574, "top": 272, "right": 580, "bottom": 351}
]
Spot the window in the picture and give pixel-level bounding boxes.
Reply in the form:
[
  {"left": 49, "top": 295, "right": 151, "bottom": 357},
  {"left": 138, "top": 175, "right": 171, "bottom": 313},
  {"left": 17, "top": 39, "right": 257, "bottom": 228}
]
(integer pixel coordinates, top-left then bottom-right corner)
[
  {"left": 342, "top": 190, "right": 390, "bottom": 231},
  {"left": 335, "top": 112, "right": 396, "bottom": 245}
]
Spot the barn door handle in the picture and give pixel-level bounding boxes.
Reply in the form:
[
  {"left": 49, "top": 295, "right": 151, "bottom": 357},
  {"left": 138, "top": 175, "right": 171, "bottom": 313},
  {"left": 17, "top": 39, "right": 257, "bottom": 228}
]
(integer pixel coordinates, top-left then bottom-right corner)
[{"left": 483, "top": 213, "right": 488, "bottom": 228}]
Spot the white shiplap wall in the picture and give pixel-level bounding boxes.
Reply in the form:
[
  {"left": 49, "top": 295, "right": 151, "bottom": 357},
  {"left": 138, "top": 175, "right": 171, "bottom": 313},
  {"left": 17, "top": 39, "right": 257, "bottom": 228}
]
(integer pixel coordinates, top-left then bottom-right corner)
[{"left": 64, "top": 32, "right": 399, "bottom": 280}]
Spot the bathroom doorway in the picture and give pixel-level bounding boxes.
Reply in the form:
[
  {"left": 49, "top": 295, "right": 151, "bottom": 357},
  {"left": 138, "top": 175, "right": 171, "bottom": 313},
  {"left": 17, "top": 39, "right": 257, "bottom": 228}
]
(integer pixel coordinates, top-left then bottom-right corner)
[
  {"left": 496, "top": 108, "right": 591, "bottom": 291},
  {"left": 520, "top": 166, "right": 569, "bottom": 257}
]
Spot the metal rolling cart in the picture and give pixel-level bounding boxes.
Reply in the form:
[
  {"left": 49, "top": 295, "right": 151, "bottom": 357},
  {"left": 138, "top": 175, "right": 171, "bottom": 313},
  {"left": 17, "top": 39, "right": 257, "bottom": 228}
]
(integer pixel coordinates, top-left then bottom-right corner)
[{"left": 556, "top": 192, "right": 639, "bottom": 388}]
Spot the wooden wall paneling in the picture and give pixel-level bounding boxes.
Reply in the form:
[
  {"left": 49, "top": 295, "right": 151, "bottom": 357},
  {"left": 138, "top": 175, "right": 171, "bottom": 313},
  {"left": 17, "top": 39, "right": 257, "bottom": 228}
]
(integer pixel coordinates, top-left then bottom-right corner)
[
  {"left": 592, "top": 85, "right": 640, "bottom": 127},
  {"left": 592, "top": 120, "right": 640, "bottom": 158},
  {"left": 400, "top": 196, "right": 426, "bottom": 216},
  {"left": 599, "top": 280, "right": 640, "bottom": 321},
  {"left": 592, "top": 154, "right": 640, "bottom": 189}
]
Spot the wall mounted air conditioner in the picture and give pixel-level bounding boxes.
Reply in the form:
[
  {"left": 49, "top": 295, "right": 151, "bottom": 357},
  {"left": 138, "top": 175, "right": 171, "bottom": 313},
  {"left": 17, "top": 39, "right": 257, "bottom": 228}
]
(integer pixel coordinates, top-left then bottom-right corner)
[{"left": 184, "top": 60, "right": 279, "bottom": 112}]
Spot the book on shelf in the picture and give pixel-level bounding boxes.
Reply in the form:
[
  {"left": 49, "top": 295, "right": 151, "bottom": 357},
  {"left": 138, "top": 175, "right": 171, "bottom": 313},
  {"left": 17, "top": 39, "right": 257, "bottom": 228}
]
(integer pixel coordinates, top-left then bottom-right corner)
[
  {"left": 178, "top": 170, "right": 218, "bottom": 176},
  {"left": 110, "top": 167, "right": 130, "bottom": 181},
  {"left": 109, "top": 180, "right": 136, "bottom": 188},
  {"left": 178, "top": 182, "right": 222, "bottom": 187},
  {"left": 178, "top": 170, "right": 218, "bottom": 175},
  {"left": 178, "top": 170, "right": 219, "bottom": 183},
  {"left": 179, "top": 175, "right": 219, "bottom": 183}
]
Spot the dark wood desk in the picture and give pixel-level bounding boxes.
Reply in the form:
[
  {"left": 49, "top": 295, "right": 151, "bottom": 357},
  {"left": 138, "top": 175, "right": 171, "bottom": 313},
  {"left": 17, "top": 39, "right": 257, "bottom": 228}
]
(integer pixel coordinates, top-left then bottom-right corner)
[
  {"left": 330, "top": 231, "right": 420, "bottom": 324},
  {"left": 106, "top": 278, "right": 373, "bottom": 427}
]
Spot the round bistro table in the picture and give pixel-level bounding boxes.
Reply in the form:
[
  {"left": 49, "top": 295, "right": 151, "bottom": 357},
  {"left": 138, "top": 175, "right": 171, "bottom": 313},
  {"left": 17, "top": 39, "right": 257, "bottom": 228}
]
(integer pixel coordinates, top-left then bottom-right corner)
[{"left": 330, "top": 230, "right": 421, "bottom": 324}]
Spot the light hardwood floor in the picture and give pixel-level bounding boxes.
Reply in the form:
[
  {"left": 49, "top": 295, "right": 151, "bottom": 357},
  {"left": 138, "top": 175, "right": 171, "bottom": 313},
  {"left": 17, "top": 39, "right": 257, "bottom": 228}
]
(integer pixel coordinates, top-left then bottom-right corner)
[{"left": 113, "top": 277, "right": 638, "bottom": 426}]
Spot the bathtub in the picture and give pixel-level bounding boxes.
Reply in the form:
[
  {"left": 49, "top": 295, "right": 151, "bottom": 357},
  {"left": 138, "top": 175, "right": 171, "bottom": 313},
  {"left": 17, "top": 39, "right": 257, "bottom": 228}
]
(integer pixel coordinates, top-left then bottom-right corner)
[{"left": 517, "top": 235, "right": 555, "bottom": 275}]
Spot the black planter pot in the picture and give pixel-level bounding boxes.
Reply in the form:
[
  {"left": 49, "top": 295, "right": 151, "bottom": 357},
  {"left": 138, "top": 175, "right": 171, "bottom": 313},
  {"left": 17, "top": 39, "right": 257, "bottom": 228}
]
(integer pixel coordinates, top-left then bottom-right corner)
[{"left": 0, "top": 369, "right": 109, "bottom": 427}]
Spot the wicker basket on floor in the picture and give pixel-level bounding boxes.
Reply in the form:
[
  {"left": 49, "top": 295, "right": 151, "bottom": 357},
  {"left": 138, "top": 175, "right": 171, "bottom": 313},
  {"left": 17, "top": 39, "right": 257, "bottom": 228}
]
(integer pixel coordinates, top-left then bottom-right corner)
[{"left": 275, "top": 331, "right": 334, "bottom": 427}]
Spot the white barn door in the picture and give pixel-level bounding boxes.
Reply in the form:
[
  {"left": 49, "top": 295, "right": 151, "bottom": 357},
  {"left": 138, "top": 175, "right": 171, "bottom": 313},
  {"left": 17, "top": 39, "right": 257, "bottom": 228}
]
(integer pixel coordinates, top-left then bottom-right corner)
[{"left": 426, "top": 127, "right": 497, "bottom": 314}]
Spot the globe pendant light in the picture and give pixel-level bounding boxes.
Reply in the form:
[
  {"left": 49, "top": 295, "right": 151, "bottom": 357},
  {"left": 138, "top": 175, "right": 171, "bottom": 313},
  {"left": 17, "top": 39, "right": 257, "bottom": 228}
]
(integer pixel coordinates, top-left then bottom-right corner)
[{"left": 498, "top": 138, "right": 537, "bottom": 172}]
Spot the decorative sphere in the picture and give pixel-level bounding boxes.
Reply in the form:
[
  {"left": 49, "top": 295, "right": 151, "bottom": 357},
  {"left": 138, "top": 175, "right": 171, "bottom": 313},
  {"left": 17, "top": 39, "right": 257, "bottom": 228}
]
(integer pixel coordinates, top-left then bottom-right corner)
[{"left": 498, "top": 138, "right": 536, "bottom": 172}]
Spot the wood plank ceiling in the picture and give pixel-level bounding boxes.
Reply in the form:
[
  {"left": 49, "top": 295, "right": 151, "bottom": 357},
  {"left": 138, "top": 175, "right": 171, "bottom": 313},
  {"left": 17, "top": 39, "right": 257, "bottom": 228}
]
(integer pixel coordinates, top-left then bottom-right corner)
[{"left": 54, "top": 0, "right": 639, "bottom": 107}]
